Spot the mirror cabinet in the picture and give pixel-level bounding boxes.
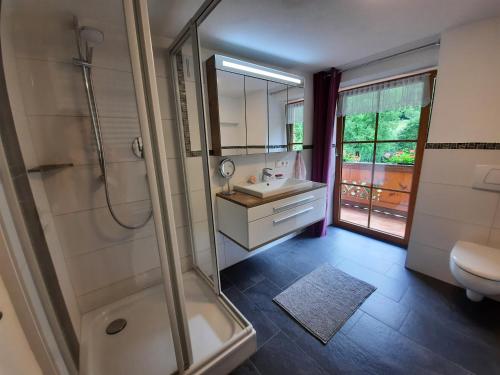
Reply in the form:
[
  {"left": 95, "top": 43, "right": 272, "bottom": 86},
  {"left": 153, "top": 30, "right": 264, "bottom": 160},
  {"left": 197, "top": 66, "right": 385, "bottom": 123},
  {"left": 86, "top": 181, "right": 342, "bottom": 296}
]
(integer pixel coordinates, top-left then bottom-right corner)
[{"left": 206, "top": 55, "right": 304, "bottom": 156}]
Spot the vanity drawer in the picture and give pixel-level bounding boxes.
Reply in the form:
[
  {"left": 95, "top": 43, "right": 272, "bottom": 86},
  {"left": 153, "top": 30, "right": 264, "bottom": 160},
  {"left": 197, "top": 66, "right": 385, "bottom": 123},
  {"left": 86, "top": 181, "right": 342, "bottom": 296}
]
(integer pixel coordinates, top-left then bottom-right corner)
[
  {"left": 247, "top": 187, "right": 326, "bottom": 222},
  {"left": 248, "top": 198, "right": 326, "bottom": 248}
]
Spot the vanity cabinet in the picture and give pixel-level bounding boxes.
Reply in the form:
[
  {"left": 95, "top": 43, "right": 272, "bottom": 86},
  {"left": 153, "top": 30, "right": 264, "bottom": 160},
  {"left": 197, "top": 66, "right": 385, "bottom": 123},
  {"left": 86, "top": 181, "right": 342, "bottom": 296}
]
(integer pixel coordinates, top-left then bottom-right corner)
[
  {"left": 206, "top": 55, "right": 304, "bottom": 156},
  {"left": 217, "top": 184, "right": 327, "bottom": 250}
]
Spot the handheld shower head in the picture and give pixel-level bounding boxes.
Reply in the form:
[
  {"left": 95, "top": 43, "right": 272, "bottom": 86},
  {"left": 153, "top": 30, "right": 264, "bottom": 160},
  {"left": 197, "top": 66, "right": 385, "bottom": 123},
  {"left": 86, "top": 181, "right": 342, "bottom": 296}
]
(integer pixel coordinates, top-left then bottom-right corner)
[
  {"left": 76, "top": 26, "right": 104, "bottom": 63},
  {"left": 79, "top": 26, "right": 104, "bottom": 47}
]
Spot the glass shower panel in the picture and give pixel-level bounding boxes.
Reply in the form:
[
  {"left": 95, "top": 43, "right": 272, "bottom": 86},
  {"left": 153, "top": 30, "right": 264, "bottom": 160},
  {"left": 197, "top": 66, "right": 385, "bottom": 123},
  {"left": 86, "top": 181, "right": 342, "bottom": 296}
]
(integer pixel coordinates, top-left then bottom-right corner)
[
  {"left": 167, "top": 30, "right": 251, "bottom": 367},
  {"left": 34, "top": 1, "right": 182, "bottom": 373},
  {"left": 171, "top": 36, "right": 218, "bottom": 285},
  {"left": 0, "top": 0, "right": 188, "bottom": 372}
]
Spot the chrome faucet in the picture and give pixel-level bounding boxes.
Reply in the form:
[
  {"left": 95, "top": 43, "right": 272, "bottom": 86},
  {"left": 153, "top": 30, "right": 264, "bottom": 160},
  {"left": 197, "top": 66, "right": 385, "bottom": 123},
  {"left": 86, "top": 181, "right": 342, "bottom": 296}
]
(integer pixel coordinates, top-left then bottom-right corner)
[{"left": 262, "top": 167, "right": 273, "bottom": 182}]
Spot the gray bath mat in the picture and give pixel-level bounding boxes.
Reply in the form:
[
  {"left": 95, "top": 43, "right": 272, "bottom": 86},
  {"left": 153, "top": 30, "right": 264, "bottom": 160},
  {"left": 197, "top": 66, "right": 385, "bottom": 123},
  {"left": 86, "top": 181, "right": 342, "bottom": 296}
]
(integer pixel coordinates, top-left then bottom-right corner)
[{"left": 273, "top": 264, "right": 376, "bottom": 344}]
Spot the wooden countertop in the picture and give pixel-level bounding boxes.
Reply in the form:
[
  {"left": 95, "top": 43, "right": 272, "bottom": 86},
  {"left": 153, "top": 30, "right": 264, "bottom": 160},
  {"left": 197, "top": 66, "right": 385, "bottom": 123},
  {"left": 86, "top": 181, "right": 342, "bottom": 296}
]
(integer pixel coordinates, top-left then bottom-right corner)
[{"left": 216, "top": 181, "right": 327, "bottom": 208}]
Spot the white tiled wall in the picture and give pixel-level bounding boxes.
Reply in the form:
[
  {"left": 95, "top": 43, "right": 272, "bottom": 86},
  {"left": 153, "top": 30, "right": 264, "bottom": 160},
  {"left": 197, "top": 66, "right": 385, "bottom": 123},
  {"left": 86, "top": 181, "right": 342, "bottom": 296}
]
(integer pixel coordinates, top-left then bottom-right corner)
[
  {"left": 3, "top": 0, "right": 193, "bottom": 322},
  {"left": 406, "top": 17, "right": 500, "bottom": 285},
  {"left": 407, "top": 150, "right": 500, "bottom": 284}
]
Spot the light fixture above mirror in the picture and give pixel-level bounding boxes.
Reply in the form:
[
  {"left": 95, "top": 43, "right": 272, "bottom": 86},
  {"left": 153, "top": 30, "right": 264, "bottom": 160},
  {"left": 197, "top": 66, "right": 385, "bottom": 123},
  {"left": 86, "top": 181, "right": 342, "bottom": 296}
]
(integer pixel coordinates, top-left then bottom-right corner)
[{"left": 215, "top": 55, "right": 303, "bottom": 86}]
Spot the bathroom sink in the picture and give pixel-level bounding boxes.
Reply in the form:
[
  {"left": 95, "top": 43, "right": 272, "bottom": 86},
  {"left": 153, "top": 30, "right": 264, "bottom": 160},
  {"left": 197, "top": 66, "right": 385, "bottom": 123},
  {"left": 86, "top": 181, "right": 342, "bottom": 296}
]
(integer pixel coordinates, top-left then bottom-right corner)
[{"left": 234, "top": 178, "right": 314, "bottom": 198}]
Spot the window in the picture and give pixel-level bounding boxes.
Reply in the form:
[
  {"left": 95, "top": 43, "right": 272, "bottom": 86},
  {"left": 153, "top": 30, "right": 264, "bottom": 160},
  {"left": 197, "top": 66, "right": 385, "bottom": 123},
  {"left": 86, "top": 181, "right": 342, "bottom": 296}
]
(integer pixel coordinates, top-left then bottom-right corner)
[
  {"left": 334, "top": 72, "right": 436, "bottom": 246},
  {"left": 287, "top": 100, "right": 304, "bottom": 151}
]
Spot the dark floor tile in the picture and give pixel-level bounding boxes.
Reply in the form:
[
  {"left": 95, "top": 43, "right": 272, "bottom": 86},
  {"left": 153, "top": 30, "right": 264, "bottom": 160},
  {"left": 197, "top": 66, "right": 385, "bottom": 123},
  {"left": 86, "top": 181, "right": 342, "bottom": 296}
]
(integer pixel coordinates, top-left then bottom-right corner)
[
  {"left": 221, "top": 260, "right": 265, "bottom": 291},
  {"left": 293, "top": 330, "right": 403, "bottom": 375},
  {"left": 350, "top": 255, "right": 395, "bottom": 274},
  {"left": 224, "top": 287, "right": 280, "bottom": 349},
  {"left": 244, "top": 279, "right": 309, "bottom": 342},
  {"left": 400, "top": 279, "right": 500, "bottom": 347},
  {"left": 273, "top": 242, "right": 343, "bottom": 277},
  {"left": 336, "top": 259, "right": 408, "bottom": 301},
  {"left": 360, "top": 292, "right": 410, "bottom": 330},
  {"left": 230, "top": 360, "right": 261, "bottom": 375},
  {"left": 385, "top": 263, "right": 422, "bottom": 287},
  {"left": 222, "top": 227, "right": 500, "bottom": 375},
  {"left": 339, "top": 309, "right": 365, "bottom": 334},
  {"left": 329, "top": 228, "right": 408, "bottom": 266},
  {"left": 347, "top": 314, "right": 472, "bottom": 374},
  {"left": 400, "top": 310, "right": 500, "bottom": 374},
  {"left": 251, "top": 332, "right": 329, "bottom": 375},
  {"left": 220, "top": 272, "right": 234, "bottom": 291},
  {"left": 249, "top": 254, "right": 300, "bottom": 290}
]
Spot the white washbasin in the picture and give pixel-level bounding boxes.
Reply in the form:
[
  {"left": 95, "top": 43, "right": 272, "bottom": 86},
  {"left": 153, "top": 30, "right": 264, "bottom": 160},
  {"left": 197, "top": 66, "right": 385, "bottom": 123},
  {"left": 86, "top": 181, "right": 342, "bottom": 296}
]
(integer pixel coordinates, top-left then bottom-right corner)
[{"left": 233, "top": 178, "right": 314, "bottom": 198}]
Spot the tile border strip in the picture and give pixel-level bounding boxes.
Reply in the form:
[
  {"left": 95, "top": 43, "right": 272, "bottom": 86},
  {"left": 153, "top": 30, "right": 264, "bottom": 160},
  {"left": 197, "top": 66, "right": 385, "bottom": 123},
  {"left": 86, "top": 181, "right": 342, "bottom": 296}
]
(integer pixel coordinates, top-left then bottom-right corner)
[{"left": 425, "top": 142, "right": 500, "bottom": 150}]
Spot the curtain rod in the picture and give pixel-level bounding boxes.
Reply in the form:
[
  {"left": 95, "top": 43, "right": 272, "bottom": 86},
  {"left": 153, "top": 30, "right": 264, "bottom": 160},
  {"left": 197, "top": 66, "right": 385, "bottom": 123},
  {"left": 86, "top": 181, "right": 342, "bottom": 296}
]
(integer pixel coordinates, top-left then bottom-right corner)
[
  {"left": 322, "top": 41, "right": 440, "bottom": 76},
  {"left": 339, "top": 66, "right": 437, "bottom": 92}
]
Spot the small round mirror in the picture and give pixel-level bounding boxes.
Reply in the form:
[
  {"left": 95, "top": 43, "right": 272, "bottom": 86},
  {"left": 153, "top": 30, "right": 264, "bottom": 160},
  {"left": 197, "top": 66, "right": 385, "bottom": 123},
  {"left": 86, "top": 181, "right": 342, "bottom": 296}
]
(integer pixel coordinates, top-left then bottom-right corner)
[
  {"left": 218, "top": 158, "right": 236, "bottom": 195},
  {"left": 218, "top": 158, "right": 235, "bottom": 179}
]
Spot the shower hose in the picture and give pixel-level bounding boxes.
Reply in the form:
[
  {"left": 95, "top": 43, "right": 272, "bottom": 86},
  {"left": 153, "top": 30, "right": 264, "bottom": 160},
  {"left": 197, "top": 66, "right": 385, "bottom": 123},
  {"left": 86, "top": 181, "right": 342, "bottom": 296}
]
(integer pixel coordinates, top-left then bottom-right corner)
[{"left": 76, "top": 59, "right": 153, "bottom": 230}]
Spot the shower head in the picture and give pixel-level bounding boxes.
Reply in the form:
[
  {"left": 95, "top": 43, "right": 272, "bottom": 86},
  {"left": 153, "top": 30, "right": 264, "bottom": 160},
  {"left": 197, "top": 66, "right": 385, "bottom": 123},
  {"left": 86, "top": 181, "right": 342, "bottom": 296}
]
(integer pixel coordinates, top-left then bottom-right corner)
[
  {"left": 76, "top": 26, "right": 104, "bottom": 63},
  {"left": 79, "top": 26, "right": 104, "bottom": 47}
]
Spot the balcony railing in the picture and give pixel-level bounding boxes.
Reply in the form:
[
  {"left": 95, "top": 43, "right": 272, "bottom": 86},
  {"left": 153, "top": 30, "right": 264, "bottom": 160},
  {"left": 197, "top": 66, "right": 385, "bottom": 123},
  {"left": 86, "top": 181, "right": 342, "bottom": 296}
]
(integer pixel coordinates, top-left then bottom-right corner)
[{"left": 340, "top": 162, "right": 413, "bottom": 217}]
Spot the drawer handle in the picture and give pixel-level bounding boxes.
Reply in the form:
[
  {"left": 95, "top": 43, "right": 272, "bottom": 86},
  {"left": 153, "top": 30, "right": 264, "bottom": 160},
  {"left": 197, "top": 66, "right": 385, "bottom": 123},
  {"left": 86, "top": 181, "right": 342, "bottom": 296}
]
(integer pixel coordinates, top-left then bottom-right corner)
[
  {"left": 273, "top": 196, "right": 315, "bottom": 213},
  {"left": 273, "top": 206, "right": 314, "bottom": 224}
]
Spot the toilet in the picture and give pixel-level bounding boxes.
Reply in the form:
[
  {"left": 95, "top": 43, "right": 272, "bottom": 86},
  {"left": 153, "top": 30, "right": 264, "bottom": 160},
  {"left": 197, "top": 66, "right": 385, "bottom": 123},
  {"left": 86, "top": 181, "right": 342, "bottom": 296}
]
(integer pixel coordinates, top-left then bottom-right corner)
[{"left": 449, "top": 241, "right": 500, "bottom": 302}]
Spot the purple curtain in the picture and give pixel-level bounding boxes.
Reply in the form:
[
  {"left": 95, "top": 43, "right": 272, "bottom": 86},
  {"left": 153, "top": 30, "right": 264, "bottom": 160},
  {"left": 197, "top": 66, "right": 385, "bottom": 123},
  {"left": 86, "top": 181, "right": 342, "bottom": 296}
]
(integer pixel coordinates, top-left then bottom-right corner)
[{"left": 309, "top": 68, "right": 342, "bottom": 237}]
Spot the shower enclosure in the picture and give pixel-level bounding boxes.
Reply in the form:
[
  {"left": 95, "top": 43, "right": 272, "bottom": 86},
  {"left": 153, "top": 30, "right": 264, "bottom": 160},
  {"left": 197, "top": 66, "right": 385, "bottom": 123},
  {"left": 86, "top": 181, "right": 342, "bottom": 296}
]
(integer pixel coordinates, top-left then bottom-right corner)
[{"left": 0, "top": 0, "right": 255, "bottom": 374}]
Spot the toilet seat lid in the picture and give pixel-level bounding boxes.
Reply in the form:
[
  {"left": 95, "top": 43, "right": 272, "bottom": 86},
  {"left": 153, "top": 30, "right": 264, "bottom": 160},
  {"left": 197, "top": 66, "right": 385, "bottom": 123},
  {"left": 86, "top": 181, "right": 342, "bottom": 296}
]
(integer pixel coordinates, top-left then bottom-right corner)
[{"left": 452, "top": 241, "right": 500, "bottom": 281}]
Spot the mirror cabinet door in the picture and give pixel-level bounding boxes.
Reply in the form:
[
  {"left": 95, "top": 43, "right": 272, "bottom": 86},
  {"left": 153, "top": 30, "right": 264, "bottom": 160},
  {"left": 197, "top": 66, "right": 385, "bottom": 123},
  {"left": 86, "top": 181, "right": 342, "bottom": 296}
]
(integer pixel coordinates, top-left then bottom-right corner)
[
  {"left": 267, "top": 81, "right": 288, "bottom": 153},
  {"left": 286, "top": 86, "right": 305, "bottom": 151},
  {"left": 245, "top": 76, "right": 268, "bottom": 154},
  {"left": 216, "top": 70, "right": 246, "bottom": 155}
]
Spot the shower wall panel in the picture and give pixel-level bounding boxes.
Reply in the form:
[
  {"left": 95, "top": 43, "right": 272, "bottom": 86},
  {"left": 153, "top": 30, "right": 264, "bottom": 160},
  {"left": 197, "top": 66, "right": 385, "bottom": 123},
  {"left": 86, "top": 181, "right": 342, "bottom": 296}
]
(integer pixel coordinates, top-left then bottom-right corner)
[{"left": 4, "top": 0, "right": 193, "bottom": 314}]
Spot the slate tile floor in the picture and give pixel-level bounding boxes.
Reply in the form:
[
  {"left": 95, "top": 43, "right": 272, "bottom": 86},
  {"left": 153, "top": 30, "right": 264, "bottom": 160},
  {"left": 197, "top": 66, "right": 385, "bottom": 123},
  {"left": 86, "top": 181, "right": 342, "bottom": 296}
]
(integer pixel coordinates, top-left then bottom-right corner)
[{"left": 221, "top": 227, "right": 500, "bottom": 375}]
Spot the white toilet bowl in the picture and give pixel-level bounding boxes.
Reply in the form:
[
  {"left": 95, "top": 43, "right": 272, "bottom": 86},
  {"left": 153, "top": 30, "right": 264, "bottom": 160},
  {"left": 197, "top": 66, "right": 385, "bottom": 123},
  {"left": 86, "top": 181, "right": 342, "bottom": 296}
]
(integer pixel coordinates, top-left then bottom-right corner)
[{"left": 449, "top": 241, "right": 500, "bottom": 302}]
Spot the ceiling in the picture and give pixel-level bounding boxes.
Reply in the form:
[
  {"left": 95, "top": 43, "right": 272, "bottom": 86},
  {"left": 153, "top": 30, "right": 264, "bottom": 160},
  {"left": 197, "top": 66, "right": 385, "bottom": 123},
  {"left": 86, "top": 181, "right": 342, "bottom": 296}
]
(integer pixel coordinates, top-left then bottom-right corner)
[{"left": 151, "top": 0, "right": 500, "bottom": 73}]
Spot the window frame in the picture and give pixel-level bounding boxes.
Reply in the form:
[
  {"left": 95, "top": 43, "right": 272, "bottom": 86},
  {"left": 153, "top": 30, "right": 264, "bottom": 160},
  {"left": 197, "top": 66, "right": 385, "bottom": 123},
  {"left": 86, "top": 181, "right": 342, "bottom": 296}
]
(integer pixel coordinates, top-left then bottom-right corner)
[{"left": 333, "top": 70, "right": 437, "bottom": 247}]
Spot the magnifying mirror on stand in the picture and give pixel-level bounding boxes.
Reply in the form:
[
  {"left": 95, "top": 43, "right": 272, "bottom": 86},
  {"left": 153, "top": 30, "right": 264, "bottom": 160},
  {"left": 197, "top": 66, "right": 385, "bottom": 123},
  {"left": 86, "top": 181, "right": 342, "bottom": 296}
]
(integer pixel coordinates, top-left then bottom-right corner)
[{"left": 218, "top": 158, "right": 236, "bottom": 195}]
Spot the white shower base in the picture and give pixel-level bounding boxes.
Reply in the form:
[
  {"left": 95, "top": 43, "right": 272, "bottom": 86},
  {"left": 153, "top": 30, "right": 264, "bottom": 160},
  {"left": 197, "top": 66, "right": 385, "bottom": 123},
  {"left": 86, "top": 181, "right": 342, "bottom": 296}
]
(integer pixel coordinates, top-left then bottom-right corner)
[{"left": 80, "top": 271, "right": 245, "bottom": 375}]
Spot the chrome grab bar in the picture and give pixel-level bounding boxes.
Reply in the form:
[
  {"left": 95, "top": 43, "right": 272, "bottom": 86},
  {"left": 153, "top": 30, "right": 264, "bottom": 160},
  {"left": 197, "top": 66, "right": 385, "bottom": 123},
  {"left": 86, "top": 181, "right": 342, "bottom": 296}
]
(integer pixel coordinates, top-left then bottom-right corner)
[
  {"left": 273, "top": 195, "right": 315, "bottom": 213},
  {"left": 273, "top": 206, "right": 314, "bottom": 225}
]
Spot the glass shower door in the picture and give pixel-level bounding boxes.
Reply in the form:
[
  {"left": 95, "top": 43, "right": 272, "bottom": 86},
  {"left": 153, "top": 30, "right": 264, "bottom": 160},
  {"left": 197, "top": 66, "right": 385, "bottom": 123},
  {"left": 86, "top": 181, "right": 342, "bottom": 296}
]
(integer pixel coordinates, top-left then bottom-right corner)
[{"left": 170, "top": 33, "right": 220, "bottom": 289}]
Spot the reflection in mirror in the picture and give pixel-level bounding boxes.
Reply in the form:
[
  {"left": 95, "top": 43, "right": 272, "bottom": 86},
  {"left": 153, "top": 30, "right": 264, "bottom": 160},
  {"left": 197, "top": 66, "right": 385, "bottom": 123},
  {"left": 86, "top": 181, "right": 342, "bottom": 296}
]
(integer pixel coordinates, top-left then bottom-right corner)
[
  {"left": 268, "top": 81, "right": 287, "bottom": 152},
  {"left": 217, "top": 70, "right": 246, "bottom": 156},
  {"left": 287, "top": 86, "right": 305, "bottom": 151},
  {"left": 174, "top": 40, "right": 201, "bottom": 156},
  {"left": 173, "top": 37, "right": 216, "bottom": 282},
  {"left": 245, "top": 77, "right": 268, "bottom": 154}
]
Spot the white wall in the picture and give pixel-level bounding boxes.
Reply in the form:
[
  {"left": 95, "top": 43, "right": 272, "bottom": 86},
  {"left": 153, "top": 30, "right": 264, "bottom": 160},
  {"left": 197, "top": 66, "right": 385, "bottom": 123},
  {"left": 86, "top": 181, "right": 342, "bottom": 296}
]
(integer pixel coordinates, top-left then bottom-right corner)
[
  {"left": 340, "top": 45, "right": 440, "bottom": 89},
  {"left": 2, "top": 0, "right": 193, "bottom": 323},
  {"left": 406, "top": 17, "right": 500, "bottom": 284},
  {"left": 0, "top": 274, "right": 42, "bottom": 375}
]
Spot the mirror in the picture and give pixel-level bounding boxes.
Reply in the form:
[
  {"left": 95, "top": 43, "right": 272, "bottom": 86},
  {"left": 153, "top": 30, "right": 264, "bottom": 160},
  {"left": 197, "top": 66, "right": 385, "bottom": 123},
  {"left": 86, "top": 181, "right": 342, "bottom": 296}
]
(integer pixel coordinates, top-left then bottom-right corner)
[
  {"left": 205, "top": 55, "right": 304, "bottom": 156},
  {"left": 216, "top": 70, "right": 246, "bottom": 155},
  {"left": 268, "top": 81, "right": 288, "bottom": 153},
  {"left": 286, "top": 85, "right": 305, "bottom": 151},
  {"left": 245, "top": 76, "right": 268, "bottom": 154}
]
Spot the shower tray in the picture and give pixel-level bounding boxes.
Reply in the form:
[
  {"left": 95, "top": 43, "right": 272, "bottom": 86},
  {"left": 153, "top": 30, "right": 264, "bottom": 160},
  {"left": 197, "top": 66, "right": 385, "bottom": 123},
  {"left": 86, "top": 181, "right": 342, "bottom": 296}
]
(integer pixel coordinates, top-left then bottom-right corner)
[{"left": 80, "top": 271, "right": 255, "bottom": 375}]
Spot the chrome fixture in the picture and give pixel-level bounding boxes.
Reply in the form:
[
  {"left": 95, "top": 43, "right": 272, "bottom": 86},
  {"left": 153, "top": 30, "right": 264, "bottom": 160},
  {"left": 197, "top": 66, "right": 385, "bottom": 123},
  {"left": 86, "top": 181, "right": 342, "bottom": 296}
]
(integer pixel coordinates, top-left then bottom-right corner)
[
  {"left": 262, "top": 167, "right": 273, "bottom": 182},
  {"left": 73, "top": 17, "right": 152, "bottom": 229},
  {"left": 132, "top": 136, "right": 144, "bottom": 159},
  {"left": 105, "top": 318, "right": 127, "bottom": 335}
]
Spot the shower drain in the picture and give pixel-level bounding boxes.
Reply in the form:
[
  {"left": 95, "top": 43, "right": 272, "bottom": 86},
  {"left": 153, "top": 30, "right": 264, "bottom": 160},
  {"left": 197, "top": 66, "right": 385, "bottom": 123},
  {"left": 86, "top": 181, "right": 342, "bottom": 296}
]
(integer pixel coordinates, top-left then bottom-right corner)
[{"left": 106, "top": 318, "right": 127, "bottom": 335}]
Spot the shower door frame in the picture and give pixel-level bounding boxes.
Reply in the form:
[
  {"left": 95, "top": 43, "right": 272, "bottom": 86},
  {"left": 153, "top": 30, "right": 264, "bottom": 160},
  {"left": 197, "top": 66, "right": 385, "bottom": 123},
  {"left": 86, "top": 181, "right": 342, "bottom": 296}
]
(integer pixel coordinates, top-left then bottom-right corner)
[
  {"left": 123, "top": 0, "right": 194, "bottom": 370},
  {"left": 167, "top": 2, "right": 258, "bottom": 371},
  {"left": 128, "top": 0, "right": 255, "bottom": 373},
  {"left": 168, "top": 1, "right": 222, "bottom": 294}
]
